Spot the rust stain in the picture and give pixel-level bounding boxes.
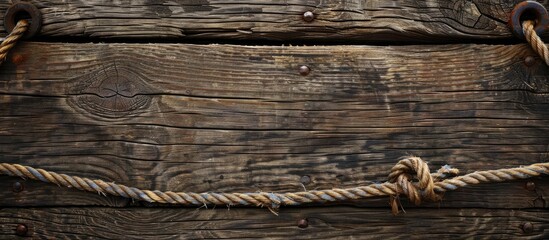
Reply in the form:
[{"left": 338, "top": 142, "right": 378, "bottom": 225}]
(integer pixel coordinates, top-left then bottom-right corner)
[{"left": 11, "top": 54, "right": 25, "bottom": 65}]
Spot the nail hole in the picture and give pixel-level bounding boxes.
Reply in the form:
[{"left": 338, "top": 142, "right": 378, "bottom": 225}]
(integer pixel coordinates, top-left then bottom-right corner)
[
  {"left": 14, "top": 10, "right": 32, "bottom": 22},
  {"left": 520, "top": 8, "right": 541, "bottom": 26}
]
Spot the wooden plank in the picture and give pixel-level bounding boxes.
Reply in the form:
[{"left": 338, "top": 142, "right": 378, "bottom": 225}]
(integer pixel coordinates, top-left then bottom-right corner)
[
  {"left": 0, "top": 42, "right": 548, "bottom": 207},
  {"left": 0, "top": 0, "right": 546, "bottom": 42},
  {"left": 0, "top": 207, "right": 547, "bottom": 239}
]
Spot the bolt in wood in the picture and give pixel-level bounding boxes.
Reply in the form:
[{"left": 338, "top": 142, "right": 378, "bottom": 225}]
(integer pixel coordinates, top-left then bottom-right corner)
[
  {"left": 524, "top": 56, "right": 536, "bottom": 66},
  {"left": 302, "top": 11, "right": 314, "bottom": 22},
  {"left": 15, "top": 224, "right": 27, "bottom": 236},
  {"left": 525, "top": 181, "right": 536, "bottom": 191},
  {"left": 299, "top": 65, "right": 311, "bottom": 76},
  {"left": 12, "top": 181, "right": 23, "bottom": 193},
  {"left": 521, "top": 222, "right": 533, "bottom": 234},
  {"left": 297, "top": 218, "right": 308, "bottom": 228}
]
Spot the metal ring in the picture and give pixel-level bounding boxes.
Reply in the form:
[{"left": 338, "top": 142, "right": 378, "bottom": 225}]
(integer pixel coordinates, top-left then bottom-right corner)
[
  {"left": 509, "top": 1, "right": 549, "bottom": 39},
  {"left": 4, "top": 2, "right": 42, "bottom": 39}
]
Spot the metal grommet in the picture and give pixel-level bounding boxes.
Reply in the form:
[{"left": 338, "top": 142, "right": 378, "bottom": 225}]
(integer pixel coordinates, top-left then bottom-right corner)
[
  {"left": 509, "top": 1, "right": 549, "bottom": 39},
  {"left": 4, "top": 2, "right": 42, "bottom": 39}
]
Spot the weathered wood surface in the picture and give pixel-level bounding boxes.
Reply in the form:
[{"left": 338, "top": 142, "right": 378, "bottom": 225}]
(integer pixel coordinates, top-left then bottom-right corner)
[
  {"left": 0, "top": 42, "right": 548, "bottom": 208},
  {"left": 0, "top": 0, "right": 548, "bottom": 42},
  {"left": 0, "top": 207, "right": 547, "bottom": 239}
]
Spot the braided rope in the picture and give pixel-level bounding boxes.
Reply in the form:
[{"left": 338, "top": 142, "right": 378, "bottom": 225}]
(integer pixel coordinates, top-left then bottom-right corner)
[
  {"left": 0, "top": 20, "right": 29, "bottom": 65},
  {"left": 523, "top": 20, "right": 549, "bottom": 66},
  {"left": 1, "top": 157, "right": 547, "bottom": 214}
]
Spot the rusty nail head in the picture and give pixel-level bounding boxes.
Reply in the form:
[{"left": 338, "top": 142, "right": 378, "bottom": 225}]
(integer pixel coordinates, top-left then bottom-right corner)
[
  {"left": 297, "top": 218, "right": 308, "bottom": 228},
  {"left": 299, "top": 65, "right": 311, "bottom": 76},
  {"left": 524, "top": 56, "right": 536, "bottom": 66},
  {"left": 522, "top": 222, "right": 533, "bottom": 234},
  {"left": 300, "top": 175, "right": 311, "bottom": 184},
  {"left": 303, "top": 11, "right": 315, "bottom": 22},
  {"left": 15, "top": 224, "right": 27, "bottom": 236},
  {"left": 525, "top": 181, "right": 536, "bottom": 191},
  {"left": 12, "top": 181, "right": 24, "bottom": 193},
  {"left": 4, "top": 2, "right": 42, "bottom": 39}
]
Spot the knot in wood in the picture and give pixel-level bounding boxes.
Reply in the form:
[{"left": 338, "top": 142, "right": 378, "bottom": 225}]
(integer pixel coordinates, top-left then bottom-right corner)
[
  {"left": 68, "top": 61, "right": 154, "bottom": 119},
  {"left": 388, "top": 157, "right": 440, "bottom": 206}
]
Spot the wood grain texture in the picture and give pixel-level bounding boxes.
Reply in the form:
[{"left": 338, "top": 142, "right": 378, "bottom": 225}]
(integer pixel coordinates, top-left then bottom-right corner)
[
  {"left": 0, "top": 42, "right": 548, "bottom": 208},
  {"left": 0, "top": 207, "right": 548, "bottom": 239},
  {"left": 0, "top": 0, "right": 547, "bottom": 42}
]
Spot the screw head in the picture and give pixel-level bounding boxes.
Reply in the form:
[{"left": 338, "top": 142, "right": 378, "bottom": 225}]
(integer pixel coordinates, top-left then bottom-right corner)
[
  {"left": 300, "top": 175, "right": 311, "bottom": 185},
  {"left": 12, "top": 182, "right": 24, "bottom": 193},
  {"left": 524, "top": 56, "right": 536, "bottom": 66},
  {"left": 297, "top": 218, "right": 308, "bottom": 228},
  {"left": 15, "top": 224, "right": 27, "bottom": 236},
  {"left": 302, "top": 11, "right": 314, "bottom": 22},
  {"left": 299, "top": 65, "right": 311, "bottom": 76},
  {"left": 525, "top": 181, "right": 536, "bottom": 191},
  {"left": 521, "top": 222, "right": 533, "bottom": 234}
]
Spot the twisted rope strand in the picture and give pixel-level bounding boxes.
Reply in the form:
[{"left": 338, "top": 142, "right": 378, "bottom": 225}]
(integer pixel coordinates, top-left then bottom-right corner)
[
  {"left": 0, "top": 20, "right": 28, "bottom": 65},
  {"left": 523, "top": 20, "right": 549, "bottom": 66},
  {"left": 1, "top": 157, "right": 547, "bottom": 213}
]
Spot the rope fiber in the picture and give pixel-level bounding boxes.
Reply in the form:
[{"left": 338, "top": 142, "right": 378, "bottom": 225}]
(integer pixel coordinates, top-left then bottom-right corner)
[
  {"left": 523, "top": 20, "right": 549, "bottom": 65},
  {"left": 0, "top": 20, "right": 28, "bottom": 65},
  {"left": 1, "top": 157, "right": 547, "bottom": 214}
]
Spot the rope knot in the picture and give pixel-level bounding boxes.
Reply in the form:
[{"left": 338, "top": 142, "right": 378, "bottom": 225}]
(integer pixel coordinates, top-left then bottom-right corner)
[{"left": 387, "top": 156, "right": 459, "bottom": 214}]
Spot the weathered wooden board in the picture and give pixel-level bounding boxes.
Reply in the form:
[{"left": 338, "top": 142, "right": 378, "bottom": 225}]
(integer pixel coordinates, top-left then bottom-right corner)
[
  {"left": 0, "top": 207, "right": 547, "bottom": 239},
  {"left": 0, "top": 42, "right": 548, "bottom": 208},
  {"left": 0, "top": 0, "right": 547, "bottom": 42}
]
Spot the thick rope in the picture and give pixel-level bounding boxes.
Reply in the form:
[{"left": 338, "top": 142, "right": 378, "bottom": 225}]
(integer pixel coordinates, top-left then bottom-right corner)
[
  {"left": 523, "top": 20, "right": 549, "bottom": 66},
  {"left": 0, "top": 20, "right": 28, "bottom": 65},
  {"left": 1, "top": 157, "right": 547, "bottom": 214}
]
